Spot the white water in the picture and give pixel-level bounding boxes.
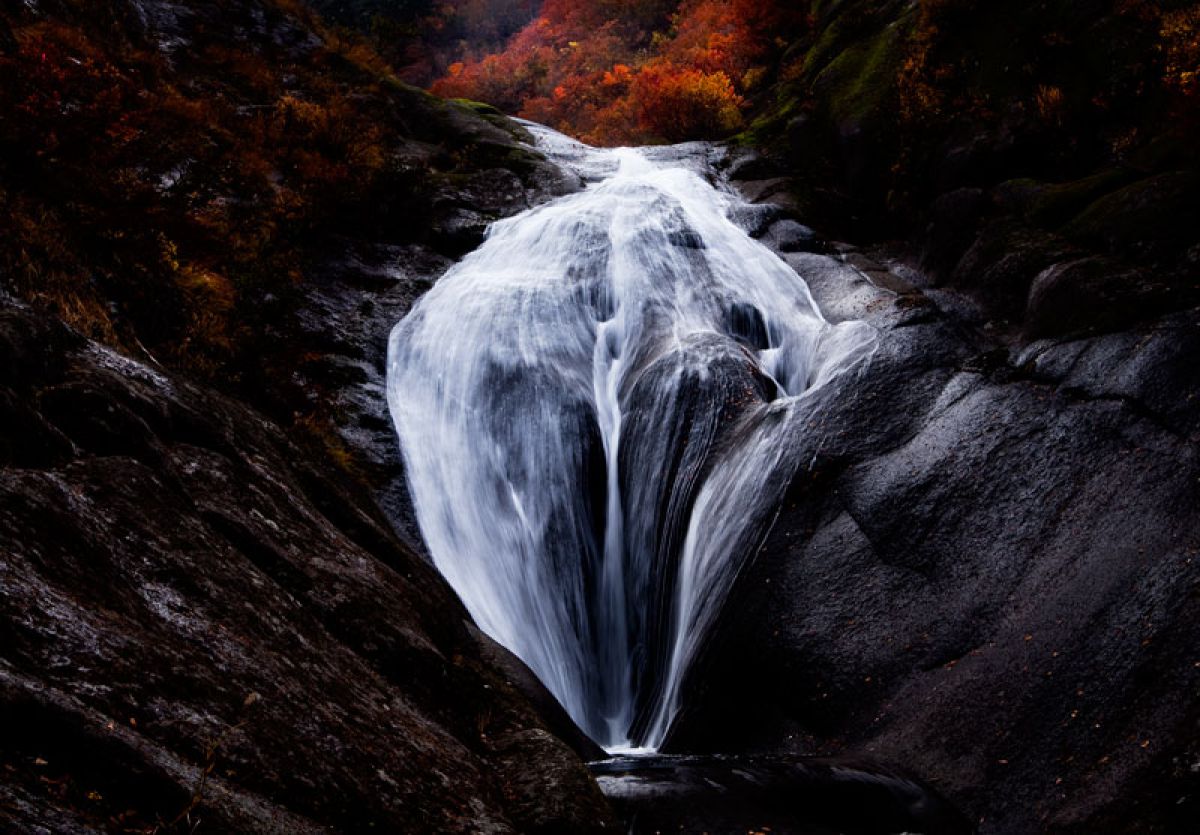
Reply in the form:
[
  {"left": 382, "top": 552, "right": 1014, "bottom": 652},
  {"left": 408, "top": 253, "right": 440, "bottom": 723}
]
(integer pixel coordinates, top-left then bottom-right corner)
[{"left": 387, "top": 125, "right": 875, "bottom": 750}]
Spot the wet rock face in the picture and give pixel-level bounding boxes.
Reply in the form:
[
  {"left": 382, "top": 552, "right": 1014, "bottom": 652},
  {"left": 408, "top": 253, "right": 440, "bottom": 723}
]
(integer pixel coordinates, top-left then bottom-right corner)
[
  {"left": 0, "top": 305, "right": 613, "bottom": 833},
  {"left": 665, "top": 238, "right": 1200, "bottom": 833}
]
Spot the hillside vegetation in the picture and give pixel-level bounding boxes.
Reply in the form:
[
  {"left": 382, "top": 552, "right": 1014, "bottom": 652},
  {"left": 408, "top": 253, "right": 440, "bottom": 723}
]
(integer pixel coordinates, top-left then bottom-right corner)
[
  {"left": 0, "top": 0, "right": 555, "bottom": 430},
  {"left": 754, "top": 0, "right": 1200, "bottom": 336},
  {"left": 427, "top": 0, "right": 806, "bottom": 143}
]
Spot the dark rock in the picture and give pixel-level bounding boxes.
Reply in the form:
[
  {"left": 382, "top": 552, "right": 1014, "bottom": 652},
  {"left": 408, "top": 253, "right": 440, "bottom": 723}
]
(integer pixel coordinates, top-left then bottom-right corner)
[
  {"left": 991, "top": 178, "right": 1046, "bottom": 214},
  {"left": 0, "top": 304, "right": 615, "bottom": 833},
  {"left": 726, "top": 152, "right": 787, "bottom": 182},
  {"left": 922, "top": 188, "right": 986, "bottom": 282},
  {"left": 738, "top": 177, "right": 799, "bottom": 207},
  {"left": 932, "top": 129, "right": 1017, "bottom": 195},
  {"left": 727, "top": 203, "right": 787, "bottom": 238},
  {"left": 1004, "top": 170, "right": 1137, "bottom": 230},
  {"left": 618, "top": 333, "right": 781, "bottom": 738},
  {"left": 38, "top": 379, "right": 161, "bottom": 462},
  {"left": 0, "top": 389, "right": 76, "bottom": 468},
  {"left": 472, "top": 625, "right": 608, "bottom": 763},
  {"left": 0, "top": 15, "right": 15, "bottom": 55},
  {"left": 735, "top": 0, "right": 1200, "bottom": 336},
  {"left": 663, "top": 245, "right": 1200, "bottom": 834},
  {"left": 727, "top": 302, "right": 770, "bottom": 350},
  {"left": 1062, "top": 171, "right": 1200, "bottom": 268},
  {"left": 769, "top": 219, "right": 822, "bottom": 253},
  {"left": 594, "top": 754, "right": 974, "bottom": 835},
  {"left": 431, "top": 204, "right": 492, "bottom": 257},
  {"left": 458, "top": 166, "right": 529, "bottom": 213},
  {"left": 951, "top": 221, "right": 1081, "bottom": 325},
  {"left": 667, "top": 229, "right": 706, "bottom": 249},
  {"left": 1018, "top": 309, "right": 1200, "bottom": 439},
  {"left": 1024, "top": 256, "right": 1169, "bottom": 339}
]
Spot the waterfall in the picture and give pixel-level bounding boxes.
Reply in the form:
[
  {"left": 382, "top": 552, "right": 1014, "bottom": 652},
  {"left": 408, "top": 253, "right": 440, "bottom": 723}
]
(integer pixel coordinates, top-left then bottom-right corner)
[{"left": 386, "top": 125, "right": 876, "bottom": 751}]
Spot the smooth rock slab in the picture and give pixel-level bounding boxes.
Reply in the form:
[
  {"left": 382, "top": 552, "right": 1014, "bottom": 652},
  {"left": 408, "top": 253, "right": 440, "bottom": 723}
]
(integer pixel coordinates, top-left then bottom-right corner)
[{"left": 666, "top": 243, "right": 1200, "bottom": 834}]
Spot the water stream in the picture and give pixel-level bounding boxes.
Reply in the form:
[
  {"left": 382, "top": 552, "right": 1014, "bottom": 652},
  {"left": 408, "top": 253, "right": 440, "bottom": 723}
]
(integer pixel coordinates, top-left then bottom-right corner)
[{"left": 386, "top": 124, "right": 875, "bottom": 750}]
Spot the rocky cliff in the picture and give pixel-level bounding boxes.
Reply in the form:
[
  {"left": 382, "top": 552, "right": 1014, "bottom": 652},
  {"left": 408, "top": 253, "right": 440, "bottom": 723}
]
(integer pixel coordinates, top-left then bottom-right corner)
[
  {"left": 673, "top": 8, "right": 1200, "bottom": 826},
  {"left": 666, "top": 152, "right": 1200, "bottom": 833},
  {"left": 0, "top": 301, "right": 611, "bottom": 833}
]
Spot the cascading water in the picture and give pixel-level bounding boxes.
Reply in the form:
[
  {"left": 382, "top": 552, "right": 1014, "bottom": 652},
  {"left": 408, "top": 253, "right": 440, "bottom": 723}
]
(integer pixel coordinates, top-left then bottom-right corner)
[{"left": 386, "top": 124, "right": 876, "bottom": 751}]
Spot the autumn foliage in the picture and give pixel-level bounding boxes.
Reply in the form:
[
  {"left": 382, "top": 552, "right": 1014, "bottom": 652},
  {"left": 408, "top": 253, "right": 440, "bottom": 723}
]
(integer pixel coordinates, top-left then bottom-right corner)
[
  {"left": 313, "top": 0, "right": 541, "bottom": 86},
  {"left": 429, "top": 0, "right": 805, "bottom": 144},
  {"left": 0, "top": 10, "right": 402, "bottom": 378},
  {"left": 0, "top": 0, "right": 498, "bottom": 423},
  {"left": 1161, "top": 4, "right": 1200, "bottom": 106}
]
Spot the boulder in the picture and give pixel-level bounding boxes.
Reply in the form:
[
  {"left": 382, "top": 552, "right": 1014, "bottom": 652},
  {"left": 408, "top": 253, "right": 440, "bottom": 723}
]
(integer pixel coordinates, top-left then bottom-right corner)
[{"left": 1024, "top": 256, "right": 1168, "bottom": 340}]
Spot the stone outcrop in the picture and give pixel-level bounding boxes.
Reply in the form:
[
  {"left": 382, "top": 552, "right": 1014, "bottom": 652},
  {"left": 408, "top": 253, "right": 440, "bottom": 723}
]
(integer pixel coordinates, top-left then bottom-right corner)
[
  {"left": 666, "top": 210, "right": 1200, "bottom": 833},
  {"left": 0, "top": 303, "right": 613, "bottom": 833}
]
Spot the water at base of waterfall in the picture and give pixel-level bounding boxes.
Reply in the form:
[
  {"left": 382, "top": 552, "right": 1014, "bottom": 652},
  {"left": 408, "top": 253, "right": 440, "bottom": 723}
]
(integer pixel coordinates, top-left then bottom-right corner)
[{"left": 386, "top": 123, "right": 876, "bottom": 751}]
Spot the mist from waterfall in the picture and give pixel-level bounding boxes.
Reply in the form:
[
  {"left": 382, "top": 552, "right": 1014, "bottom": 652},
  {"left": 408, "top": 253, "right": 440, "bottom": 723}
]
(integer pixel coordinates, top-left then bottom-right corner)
[{"left": 386, "top": 124, "right": 876, "bottom": 751}]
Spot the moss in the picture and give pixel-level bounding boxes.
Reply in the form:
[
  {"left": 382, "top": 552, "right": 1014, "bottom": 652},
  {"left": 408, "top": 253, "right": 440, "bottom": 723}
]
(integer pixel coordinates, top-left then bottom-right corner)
[
  {"left": 444, "top": 98, "right": 536, "bottom": 144},
  {"left": 500, "top": 145, "right": 547, "bottom": 172},
  {"left": 450, "top": 98, "right": 504, "bottom": 117},
  {"left": 813, "top": 20, "right": 905, "bottom": 129},
  {"left": 1062, "top": 171, "right": 1200, "bottom": 260},
  {"left": 734, "top": 1, "right": 915, "bottom": 150},
  {"left": 735, "top": 95, "right": 803, "bottom": 148},
  {"left": 1023, "top": 169, "right": 1140, "bottom": 229},
  {"left": 380, "top": 74, "right": 437, "bottom": 100},
  {"left": 801, "top": 17, "right": 851, "bottom": 79}
]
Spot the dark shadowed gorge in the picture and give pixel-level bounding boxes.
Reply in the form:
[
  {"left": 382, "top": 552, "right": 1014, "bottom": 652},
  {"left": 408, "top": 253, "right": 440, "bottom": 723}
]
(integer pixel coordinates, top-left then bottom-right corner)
[{"left": 2, "top": 1, "right": 1199, "bottom": 834}]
